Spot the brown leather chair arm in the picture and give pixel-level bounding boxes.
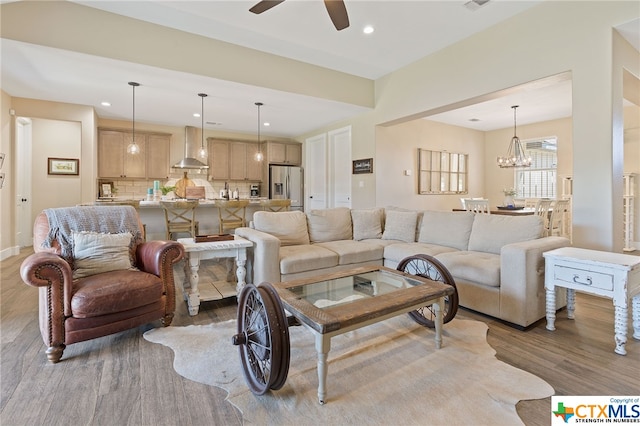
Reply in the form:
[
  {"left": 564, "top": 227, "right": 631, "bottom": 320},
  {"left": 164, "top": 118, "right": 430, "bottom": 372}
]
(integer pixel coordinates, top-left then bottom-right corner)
[
  {"left": 20, "top": 252, "right": 74, "bottom": 343},
  {"left": 136, "top": 241, "right": 184, "bottom": 320},
  {"left": 135, "top": 240, "right": 184, "bottom": 276}
]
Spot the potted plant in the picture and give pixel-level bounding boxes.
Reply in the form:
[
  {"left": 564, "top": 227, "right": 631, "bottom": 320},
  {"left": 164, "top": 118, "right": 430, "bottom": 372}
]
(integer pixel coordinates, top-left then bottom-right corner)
[{"left": 159, "top": 186, "right": 175, "bottom": 200}]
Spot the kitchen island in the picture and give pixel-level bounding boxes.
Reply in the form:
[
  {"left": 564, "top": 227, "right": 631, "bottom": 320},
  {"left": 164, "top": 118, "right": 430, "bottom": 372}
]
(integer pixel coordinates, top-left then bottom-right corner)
[{"left": 138, "top": 199, "right": 266, "bottom": 241}]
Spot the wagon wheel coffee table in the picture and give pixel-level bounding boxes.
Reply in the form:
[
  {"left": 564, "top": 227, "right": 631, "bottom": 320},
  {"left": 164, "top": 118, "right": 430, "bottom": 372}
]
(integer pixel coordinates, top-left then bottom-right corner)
[{"left": 232, "top": 256, "right": 457, "bottom": 404}]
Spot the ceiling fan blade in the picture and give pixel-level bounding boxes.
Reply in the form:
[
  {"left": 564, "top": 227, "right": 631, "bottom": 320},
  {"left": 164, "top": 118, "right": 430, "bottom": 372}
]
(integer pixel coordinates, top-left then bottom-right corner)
[
  {"left": 249, "top": 0, "right": 285, "bottom": 14},
  {"left": 324, "top": 0, "right": 349, "bottom": 30}
]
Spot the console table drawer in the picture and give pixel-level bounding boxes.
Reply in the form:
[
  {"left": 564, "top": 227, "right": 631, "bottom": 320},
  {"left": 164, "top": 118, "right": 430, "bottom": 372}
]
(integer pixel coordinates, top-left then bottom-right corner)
[{"left": 554, "top": 265, "right": 613, "bottom": 291}]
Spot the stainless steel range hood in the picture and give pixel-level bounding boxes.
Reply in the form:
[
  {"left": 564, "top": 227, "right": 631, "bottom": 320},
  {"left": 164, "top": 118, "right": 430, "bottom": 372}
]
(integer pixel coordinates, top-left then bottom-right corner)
[{"left": 173, "top": 126, "right": 209, "bottom": 169}]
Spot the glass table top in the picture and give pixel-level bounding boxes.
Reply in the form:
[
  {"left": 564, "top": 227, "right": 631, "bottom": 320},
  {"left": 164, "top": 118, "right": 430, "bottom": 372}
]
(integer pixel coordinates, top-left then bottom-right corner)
[{"left": 286, "top": 269, "right": 427, "bottom": 310}]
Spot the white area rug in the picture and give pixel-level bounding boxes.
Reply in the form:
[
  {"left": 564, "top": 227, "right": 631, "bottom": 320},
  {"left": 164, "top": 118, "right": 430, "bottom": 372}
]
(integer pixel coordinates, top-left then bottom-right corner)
[{"left": 144, "top": 316, "right": 553, "bottom": 425}]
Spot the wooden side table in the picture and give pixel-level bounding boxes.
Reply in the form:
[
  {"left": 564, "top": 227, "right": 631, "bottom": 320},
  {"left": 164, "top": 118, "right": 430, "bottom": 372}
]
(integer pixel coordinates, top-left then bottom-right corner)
[
  {"left": 543, "top": 247, "right": 640, "bottom": 355},
  {"left": 177, "top": 236, "right": 253, "bottom": 316}
]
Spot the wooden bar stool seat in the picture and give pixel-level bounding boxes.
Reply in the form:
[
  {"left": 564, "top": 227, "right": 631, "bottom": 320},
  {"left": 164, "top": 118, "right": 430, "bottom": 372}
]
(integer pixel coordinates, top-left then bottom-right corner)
[
  {"left": 160, "top": 200, "right": 199, "bottom": 240},
  {"left": 214, "top": 200, "right": 249, "bottom": 233}
]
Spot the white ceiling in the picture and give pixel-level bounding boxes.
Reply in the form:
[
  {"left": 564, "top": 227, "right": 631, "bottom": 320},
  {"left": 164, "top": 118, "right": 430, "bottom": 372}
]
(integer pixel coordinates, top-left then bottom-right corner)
[{"left": 1, "top": 1, "right": 638, "bottom": 136}]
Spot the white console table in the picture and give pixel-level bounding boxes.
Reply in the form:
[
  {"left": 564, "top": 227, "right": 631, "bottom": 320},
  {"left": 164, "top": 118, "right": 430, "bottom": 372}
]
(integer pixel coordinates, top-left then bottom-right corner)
[
  {"left": 178, "top": 236, "right": 253, "bottom": 316},
  {"left": 543, "top": 247, "right": 640, "bottom": 355}
]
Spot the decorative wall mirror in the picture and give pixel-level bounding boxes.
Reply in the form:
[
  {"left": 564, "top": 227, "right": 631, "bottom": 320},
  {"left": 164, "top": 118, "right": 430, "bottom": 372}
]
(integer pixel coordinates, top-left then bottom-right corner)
[{"left": 418, "top": 148, "right": 468, "bottom": 194}]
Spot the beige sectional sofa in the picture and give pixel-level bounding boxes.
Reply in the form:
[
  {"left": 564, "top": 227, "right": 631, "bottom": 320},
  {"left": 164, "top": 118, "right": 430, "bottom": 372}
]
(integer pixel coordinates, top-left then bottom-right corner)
[{"left": 235, "top": 207, "right": 570, "bottom": 328}]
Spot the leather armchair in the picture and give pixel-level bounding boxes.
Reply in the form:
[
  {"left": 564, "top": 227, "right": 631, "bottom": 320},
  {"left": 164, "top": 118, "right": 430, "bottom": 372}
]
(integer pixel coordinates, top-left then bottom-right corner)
[{"left": 20, "top": 207, "right": 184, "bottom": 363}]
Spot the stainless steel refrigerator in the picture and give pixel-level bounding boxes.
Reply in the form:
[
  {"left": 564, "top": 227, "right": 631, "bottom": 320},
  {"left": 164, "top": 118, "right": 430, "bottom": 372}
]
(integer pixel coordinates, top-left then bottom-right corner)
[{"left": 269, "top": 165, "right": 304, "bottom": 211}]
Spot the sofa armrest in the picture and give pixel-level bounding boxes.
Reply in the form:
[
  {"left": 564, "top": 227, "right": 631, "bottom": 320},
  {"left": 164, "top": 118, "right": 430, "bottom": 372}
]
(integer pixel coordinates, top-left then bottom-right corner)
[
  {"left": 499, "top": 236, "right": 570, "bottom": 327},
  {"left": 235, "top": 227, "right": 281, "bottom": 285}
]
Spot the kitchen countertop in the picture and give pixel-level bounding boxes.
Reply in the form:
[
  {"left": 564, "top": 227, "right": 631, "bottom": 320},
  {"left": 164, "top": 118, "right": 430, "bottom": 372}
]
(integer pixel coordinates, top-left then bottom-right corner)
[{"left": 138, "top": 198, "right": 268, "bottom": 207}]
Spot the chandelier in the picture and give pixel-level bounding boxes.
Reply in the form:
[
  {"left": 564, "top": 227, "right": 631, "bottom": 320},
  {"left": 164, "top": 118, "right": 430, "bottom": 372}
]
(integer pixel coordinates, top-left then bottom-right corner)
[{"left": 497, "top": 105, "right": 531, "bottom": 168}]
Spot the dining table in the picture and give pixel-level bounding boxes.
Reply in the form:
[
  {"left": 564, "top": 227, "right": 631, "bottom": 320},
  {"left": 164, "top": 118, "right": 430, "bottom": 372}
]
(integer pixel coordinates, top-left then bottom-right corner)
[{"left": 452, "top": 207, "right": 536, "bottom": 216}]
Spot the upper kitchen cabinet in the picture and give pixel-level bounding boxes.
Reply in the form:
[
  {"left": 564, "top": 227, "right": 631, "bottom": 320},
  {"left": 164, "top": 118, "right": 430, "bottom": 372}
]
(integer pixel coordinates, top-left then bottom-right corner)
[
  {"left": 209, "top": 139, "right": 262, "bottom": 181},
  {"left": 208, "top": 139, "right": 230, "bottom": 180},
  {"left": 98, "top": 128, "right": 170, "bottom": 179},
  {"left": 230, "top": 142, "right": 262, "bottom": 181},
  {"left": 146, "top": 133, "right": 171, "bottom": 179},
  {"left": 267, "top": 141, "right": 302, "bottom": 165}
]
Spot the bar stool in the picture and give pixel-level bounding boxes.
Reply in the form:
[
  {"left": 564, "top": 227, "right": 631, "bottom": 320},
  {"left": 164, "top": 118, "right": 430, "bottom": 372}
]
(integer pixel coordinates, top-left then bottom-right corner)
[
  {"left": 259, "top": 199, "right": 291, "bottom": 212},
  {"left": 160, "top": 200, "right": 199, "bottom": 240},
  {"left": 214, "top": 199, "right": 249, "bottom": 233}
]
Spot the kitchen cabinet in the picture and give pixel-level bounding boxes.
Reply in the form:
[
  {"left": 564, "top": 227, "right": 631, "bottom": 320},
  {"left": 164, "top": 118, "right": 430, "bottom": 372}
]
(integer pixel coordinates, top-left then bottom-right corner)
[
  {"left": 146, "top": 133, "right": 171, "bottom": 179},
  {"left": 98, "top": 128, "right": 170, "bottom": 179},
  {"left": 208, "top": 139, "right": 230, "bottom": 180},
  {"left": 209, "top": 139, "right": 262, "bottom": 181},
  {"left": 267, "top": 141, "right": 302, "bottom": 165},
  {"left": 230, "top": 142, "right": 262, "bottom": 181}
]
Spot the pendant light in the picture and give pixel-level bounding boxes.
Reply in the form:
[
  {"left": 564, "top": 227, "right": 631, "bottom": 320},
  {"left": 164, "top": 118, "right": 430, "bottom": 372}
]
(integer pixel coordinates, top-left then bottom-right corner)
[
  {"left": 126, "top": 82, "right": 140, "bottom": 155},
  {"left": 497, "top": 105, "right": 532, "bottom": 168},
  {"left": 198, "top": 93, "right": 208, "bottom": 159},
  {"left": 254, "top": 102, "right": 264, "bottom": 161}
]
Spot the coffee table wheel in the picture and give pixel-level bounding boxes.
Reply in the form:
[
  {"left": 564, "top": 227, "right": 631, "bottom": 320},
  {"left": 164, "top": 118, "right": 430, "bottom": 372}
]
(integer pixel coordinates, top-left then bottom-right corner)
[
  {"left": 232, "top": 282, "right": 290, "bottom": 395},
  {"left": 396, "top": 254, "right": 459, "bottom": 328}
]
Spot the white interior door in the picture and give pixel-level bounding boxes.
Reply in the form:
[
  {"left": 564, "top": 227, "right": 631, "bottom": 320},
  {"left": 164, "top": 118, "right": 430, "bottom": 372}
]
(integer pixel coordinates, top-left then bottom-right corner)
[
  {"left": 329, "top": 126, "right": 352, "bottom": 208},
  {"left": 305, "top": 134, "right": 327, "bottom": 211},
  {"left": 15, "top": 117, "right": 32, "bottom": 247}
]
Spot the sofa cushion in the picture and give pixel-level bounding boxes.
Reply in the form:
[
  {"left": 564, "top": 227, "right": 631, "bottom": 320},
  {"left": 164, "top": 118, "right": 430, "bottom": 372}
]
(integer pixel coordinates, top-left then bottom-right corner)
[
  {"left": 279, "top": 245, "right": 339, "bottom": 275},
  {"left": 418, "top": 211, "right": 475, "bottom": 251},
  {"left": 383, "top": 242, "right": 459, "bottom": 265},
  {"left": 468, "top": 214, "right": 543, "bottom": 255},
  {"left": 72, "top": 231, "right": 136, "bottom": 279},
  {"left": 315, "top": 240, "right": 384, "bottom": 265},
  {"left": 351, "top": 208, "right": 384, "bottom": 240},
  {"left": 253, "top": 211, "right": 310, "bottom": 246},
  {"left": 382, "top": 210, "right": 418, "bottom": 242},
  {"left": 71, "top": 270, "right": 163, "bottom": 318},
  {"left": 307, "top": 207, "right": 353, "bottom": 243},
  {"left": 435, "top": 251, "right": 501, "bottom": 288}
]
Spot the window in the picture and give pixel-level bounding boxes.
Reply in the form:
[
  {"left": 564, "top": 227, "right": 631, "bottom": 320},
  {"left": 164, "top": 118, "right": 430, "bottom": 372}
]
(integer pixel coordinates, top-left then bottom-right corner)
[
  {"left": 418, "top": 149, "right": 468, "bottom": 194},
  {"left": 515, "top": 137, "right": 557, "bottom": 198}
]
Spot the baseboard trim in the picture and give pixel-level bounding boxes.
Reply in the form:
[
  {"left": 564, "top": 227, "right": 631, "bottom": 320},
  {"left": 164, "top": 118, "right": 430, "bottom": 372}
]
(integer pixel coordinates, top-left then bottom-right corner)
[{"left": 0, "top": 246, "right": 20, "bottom": 261}]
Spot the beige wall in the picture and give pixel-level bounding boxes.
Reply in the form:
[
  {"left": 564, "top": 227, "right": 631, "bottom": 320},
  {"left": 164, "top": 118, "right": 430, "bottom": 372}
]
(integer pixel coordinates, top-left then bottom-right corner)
[
  {"left": 375, "top": 119, "right": 485, "bottom": 211},
  {"left": 1, "top": 90, "right": 15, "bottom": 259}
]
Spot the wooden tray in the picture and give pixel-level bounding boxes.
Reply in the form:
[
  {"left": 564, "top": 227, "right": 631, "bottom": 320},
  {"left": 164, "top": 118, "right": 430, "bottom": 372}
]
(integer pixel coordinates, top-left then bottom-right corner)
[{"left": 195, "top": 234, "right": 234, "bottom": 243}]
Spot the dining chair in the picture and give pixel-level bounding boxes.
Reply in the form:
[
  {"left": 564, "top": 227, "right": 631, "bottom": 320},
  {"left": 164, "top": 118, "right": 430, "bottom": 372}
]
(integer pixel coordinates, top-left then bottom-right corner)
[
  {"left": 215, "top": 199, "right": 250, "bottom": 233},
  {"left": 524, "top": 198, "right": 539, "bottom": 209},
  {"left": 533, "top": 199, "right": 554, "bottom": 236},
  {"left": 548, "top": 199, "right": 571, "bottom": 238},
  {"left": 160, "top": 200, "right": 199, "bottom": 240},
  {"left": 259, "top": 199, "right": 291, "bottom": 212},
  {"left": 464, "top": 199, "right": 490, "bottom": 214}
]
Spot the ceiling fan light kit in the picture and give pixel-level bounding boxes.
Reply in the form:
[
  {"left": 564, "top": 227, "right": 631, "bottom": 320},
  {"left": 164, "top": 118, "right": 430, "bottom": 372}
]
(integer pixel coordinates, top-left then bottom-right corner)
[
  {"left": 497, "top": 105, "right": 532, "bottom": 168},
  {"left": 250, "top": 0, "right": 350, "bottom": 31}
]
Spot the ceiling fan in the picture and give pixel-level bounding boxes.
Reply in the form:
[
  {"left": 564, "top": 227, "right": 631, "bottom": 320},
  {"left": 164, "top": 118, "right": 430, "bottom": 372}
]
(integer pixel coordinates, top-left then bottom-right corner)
[{"left": 250, "top": 0, "right": 350, "bottom": 31}]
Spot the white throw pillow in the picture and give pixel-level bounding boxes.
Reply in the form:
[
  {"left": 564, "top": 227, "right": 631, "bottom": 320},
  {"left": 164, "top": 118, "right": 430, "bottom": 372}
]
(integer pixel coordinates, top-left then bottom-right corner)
[
  {"left": 72, "top": 231, "right": 135, "bottom": 279},
  {"left": 307, "top": 207, "right": 352, "bottom": 243},
  {"left": 382, "top": 210, "right": 418, "bottom": 242},
  {"left": 351, "top": 208, "right": 384, "bottom": 240},
  {"left": 253, "top": 211, "right": 310, "bottom": 246}
]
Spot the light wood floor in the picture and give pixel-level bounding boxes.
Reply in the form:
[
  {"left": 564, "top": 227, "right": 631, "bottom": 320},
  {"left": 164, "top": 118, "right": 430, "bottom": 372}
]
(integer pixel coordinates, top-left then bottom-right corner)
[{"left": 2, "top": 248, "right": 639, "bottom": 425}]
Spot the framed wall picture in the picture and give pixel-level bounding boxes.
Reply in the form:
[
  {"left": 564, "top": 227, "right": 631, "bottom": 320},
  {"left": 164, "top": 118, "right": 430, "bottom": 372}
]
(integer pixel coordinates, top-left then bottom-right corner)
[
  {"left": 48, "top": 158, "right": 79, "bottom": 175},
  {"left": 352, "top": 158, "right": 373, "bottom": 174}
]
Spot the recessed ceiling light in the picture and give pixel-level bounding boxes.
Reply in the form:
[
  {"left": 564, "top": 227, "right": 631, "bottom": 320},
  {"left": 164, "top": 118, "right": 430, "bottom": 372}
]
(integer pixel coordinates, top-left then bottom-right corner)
[
  {"left": 101, "top": 101, "right": 111, "bottom": 107},
  {"left": 363, "top": 25, "right": 374, "bottom": 34},
  {"left": 193, "top": 113, "right": 200, "bottom": 118},
  {"left": 263, "top": 122, "right": 270, "bottom": 127}
]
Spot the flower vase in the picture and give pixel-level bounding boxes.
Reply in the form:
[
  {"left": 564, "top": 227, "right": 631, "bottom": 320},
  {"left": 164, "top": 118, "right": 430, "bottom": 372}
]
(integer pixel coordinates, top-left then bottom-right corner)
[{"left": 504, "top": 195, "right": 514, "bottom": 207}]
